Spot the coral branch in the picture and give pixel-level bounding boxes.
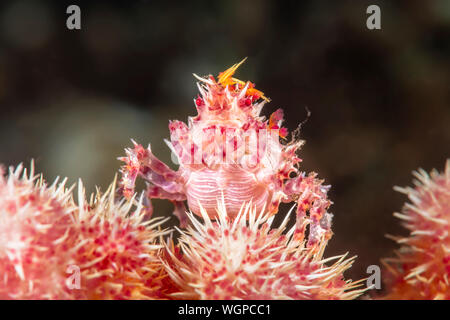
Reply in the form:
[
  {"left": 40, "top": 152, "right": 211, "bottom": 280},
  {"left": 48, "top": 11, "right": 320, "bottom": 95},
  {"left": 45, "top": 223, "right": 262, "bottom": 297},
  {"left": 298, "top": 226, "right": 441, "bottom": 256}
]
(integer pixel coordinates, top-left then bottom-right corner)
[
  {"left": 162, "top": 200, "right": 365, "bottom": 300},
  {"left": 382, "top": 160, "right": 450, "bottom": 299},
  {"left": 0, "top": 163, "right": 173, "bottom": 299}
]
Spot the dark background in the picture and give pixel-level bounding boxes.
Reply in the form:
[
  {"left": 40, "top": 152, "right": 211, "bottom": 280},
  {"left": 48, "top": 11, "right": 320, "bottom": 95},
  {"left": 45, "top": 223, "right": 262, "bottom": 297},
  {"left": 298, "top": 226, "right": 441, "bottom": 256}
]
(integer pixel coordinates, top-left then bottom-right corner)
[{"left": 0, "top": 0, "right": 449, "bottom": 286}]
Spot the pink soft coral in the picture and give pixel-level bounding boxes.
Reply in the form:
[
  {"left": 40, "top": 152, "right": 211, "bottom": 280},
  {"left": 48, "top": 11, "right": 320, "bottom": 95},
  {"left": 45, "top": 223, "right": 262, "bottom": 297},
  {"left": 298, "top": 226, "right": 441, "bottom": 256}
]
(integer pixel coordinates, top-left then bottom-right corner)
[
  {"left": 0, "top": 163, "right": 75, "bottom": 299},
  {"left": 0, "top": 163, "right": 172, "bottom": 299},
  {"left": 383, "top": 160, "right": 450, "bottom": 299},
  {"left": 65, "top": 179, "right": 171, "bottom": 299},
  {"left": 162, "top": 200, "right": 364, "bottom": 300}
]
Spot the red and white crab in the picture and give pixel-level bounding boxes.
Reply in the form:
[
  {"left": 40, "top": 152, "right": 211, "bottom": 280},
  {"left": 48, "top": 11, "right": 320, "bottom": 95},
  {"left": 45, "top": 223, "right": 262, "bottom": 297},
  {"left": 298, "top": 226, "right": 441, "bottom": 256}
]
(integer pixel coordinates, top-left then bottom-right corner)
[{"left": 119, "top": 59, "right": 333, "bottom": 246}]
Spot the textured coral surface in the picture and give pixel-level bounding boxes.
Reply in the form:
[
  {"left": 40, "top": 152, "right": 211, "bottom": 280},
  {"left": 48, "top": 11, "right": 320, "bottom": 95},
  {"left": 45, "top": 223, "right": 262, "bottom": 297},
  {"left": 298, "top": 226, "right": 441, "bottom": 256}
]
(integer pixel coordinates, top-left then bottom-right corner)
[
  {"left": 66, "top": 180, "right": 171, "bottom": 299},
  {"left": 0, "top": 164, "right": 170, "bottom": 299},
  {"left": 0, "top": 164, "right": 75, "bottom": 299},
  {"left": 382, "top": 160, "right": 450, "bottom": 299},
  {"left": 163, "top": 200, "right": 365, "bottom": 300}
]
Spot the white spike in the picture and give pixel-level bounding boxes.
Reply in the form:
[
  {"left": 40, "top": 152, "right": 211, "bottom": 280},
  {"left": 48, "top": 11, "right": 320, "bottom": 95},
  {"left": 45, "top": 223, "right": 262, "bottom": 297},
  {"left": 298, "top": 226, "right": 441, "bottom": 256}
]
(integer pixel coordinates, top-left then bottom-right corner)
[
  {"left": 193, "top": 73, "right": 214, "bottom": 85},
  {"left": 77, "top": 179, "right": 85, "bottom": 218},
  {"left": 238, "top": 82, "right": 250, "bottom": 99},
  {"left": 196, "top": 82, "right": 207, "bottom": 98}
]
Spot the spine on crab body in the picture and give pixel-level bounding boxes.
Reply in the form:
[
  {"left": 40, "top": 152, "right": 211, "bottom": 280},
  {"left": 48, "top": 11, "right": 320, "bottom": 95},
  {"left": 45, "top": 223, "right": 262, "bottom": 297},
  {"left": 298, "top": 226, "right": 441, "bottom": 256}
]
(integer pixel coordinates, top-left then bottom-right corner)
[
  {"left": 161, "top": 200, "right": 366, "bottom": 300},
  {"left": 0, "top": 162, "right": 174, "bottom": 300},
  {"left": 118, "top": 59, "right": 334, "bottom": 246},
  {"left": 381, "top": 160, "right": 450, "bottom": 300}
]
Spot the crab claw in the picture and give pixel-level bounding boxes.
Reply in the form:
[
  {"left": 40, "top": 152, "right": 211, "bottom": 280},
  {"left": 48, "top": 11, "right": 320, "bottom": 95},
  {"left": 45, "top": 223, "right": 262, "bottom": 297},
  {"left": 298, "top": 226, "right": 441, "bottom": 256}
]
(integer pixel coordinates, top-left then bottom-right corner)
[{"left": 119, "top": 141, "right": 188, "bottom": 227}]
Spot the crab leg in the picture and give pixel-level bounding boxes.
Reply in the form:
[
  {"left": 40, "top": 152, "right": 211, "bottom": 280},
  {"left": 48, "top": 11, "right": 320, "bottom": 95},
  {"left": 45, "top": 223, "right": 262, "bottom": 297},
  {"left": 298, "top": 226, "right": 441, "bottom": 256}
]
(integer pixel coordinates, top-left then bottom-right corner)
[
  {"left": 283, "top": 172, "right": 333, "bottom": 247},
  {"left": 119, "top": 140, "right": 188, "bottom": 226},
  {"left": 146, "top": 184, "right": 188, "bottom": 227}
]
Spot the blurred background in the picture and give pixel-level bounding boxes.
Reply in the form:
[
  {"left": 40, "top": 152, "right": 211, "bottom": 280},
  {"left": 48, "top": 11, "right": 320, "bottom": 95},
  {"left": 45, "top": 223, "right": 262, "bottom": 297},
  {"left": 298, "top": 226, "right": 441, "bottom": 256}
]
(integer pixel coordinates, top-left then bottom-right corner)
[{"left": 0, "top": 0, "right": 449, "bottom": 287}]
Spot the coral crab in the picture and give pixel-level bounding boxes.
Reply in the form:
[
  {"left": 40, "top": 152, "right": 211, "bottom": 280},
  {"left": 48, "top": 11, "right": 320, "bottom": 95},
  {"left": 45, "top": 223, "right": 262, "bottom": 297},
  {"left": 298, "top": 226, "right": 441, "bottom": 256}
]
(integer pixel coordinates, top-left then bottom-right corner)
[{"left": 119, "top": 59, "right": 333, "bottom": 246}]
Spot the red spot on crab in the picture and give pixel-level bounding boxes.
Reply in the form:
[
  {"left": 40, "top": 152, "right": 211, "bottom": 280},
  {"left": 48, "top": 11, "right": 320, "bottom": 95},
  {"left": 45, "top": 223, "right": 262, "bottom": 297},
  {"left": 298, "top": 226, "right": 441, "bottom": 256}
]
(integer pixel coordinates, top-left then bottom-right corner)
[
  {"left": 195, "top": 97, "right": 204, "bottom": 107},
  {"left": 268, "top": 109, "right": 284, "bottom": 130}
]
